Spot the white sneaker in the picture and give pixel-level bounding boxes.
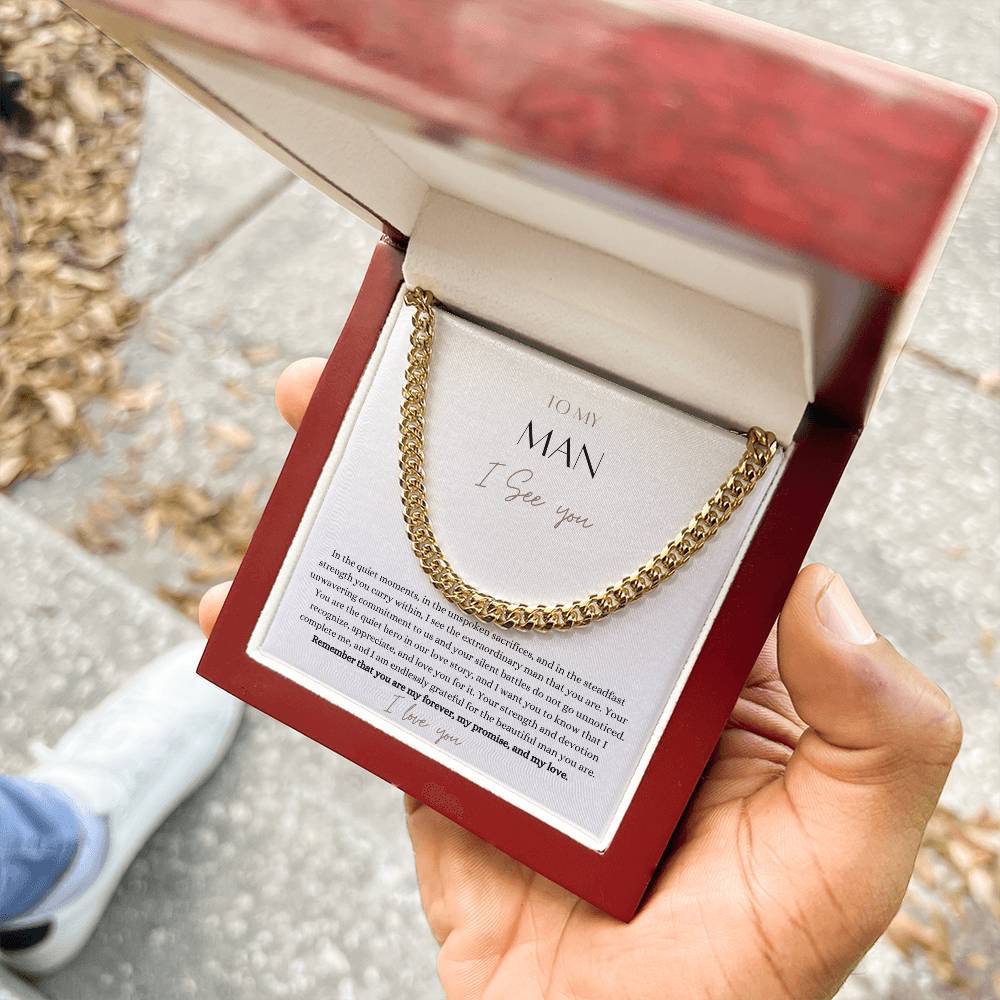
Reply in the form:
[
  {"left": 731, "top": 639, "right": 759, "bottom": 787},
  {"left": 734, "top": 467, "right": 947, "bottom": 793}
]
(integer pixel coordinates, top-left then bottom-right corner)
[{"left": 0, "top": 640, "right": 243, "bottom": 977}]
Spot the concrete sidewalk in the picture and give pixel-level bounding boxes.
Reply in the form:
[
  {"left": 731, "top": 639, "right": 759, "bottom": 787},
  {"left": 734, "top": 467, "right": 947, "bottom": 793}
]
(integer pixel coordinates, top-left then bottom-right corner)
[
  {"left": 0, "top": 496, "right": 441, "bottom": 1000},
  {"left": 2, "top": 0, "right": 997, "bottom": 997}
]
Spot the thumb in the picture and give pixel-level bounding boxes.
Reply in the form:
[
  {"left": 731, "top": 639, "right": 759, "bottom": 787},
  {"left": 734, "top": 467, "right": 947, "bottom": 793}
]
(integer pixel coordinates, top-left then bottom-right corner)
[{"left": 777, "top": 564, "right": 961, "bottom": 913}]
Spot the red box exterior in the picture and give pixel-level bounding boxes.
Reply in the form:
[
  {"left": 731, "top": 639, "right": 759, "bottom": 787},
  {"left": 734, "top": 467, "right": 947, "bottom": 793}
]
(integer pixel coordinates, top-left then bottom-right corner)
[
  {"left": 75, "top": 0, "right": 993, "bottom": 293},
  {"left": 198, "top": 234, "right": 860, "bottom": 918}
]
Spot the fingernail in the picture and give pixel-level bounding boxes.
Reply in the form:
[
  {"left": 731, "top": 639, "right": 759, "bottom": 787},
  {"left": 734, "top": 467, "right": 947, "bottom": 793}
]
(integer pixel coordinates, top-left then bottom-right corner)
[
  {"left": 817, "top": 574, "right": 877, "bottom": 645},
  {"left": 202, "top": 581, "right": 232, "bottom": 604}
]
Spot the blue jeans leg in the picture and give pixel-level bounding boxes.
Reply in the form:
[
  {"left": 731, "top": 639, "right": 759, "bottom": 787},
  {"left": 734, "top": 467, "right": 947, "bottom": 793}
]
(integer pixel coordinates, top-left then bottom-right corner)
[{"left": 0, "top": 777, "right": 80, "bottom": 923}]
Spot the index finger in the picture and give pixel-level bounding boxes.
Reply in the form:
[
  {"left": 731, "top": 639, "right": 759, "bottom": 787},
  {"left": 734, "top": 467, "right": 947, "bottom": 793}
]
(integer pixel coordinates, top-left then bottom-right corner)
[{"left": 275, "top": 356, "right": 327, "bottom": 431}]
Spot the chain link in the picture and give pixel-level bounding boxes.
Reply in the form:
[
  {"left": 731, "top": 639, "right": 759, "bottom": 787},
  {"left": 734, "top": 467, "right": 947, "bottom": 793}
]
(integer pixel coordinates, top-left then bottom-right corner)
[{"left": 399, "top": 287, "right": 778, "bottom": 631}]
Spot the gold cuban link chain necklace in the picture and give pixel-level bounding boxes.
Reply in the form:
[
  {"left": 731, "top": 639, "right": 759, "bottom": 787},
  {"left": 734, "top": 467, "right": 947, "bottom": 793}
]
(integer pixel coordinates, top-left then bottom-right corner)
[{"left": 399, "top": 287, "right": 777, "bottom": 631}]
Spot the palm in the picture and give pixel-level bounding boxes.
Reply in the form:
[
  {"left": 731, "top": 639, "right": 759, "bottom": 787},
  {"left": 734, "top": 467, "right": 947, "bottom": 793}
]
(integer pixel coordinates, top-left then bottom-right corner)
[{"left": 407, "top": 630, "right": 912, "bottom": 1000}]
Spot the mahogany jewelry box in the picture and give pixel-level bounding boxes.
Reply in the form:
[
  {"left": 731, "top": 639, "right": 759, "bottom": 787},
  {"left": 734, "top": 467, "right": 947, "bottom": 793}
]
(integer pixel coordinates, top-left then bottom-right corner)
[{"left": 68, "top": 0, "right": 994, "bottom": 919}]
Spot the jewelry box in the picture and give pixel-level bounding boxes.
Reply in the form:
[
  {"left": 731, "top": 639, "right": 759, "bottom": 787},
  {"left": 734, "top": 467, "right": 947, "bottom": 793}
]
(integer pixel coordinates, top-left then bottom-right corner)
[{"left": 68, "top": 0, "right": 994, "bottom": 918}]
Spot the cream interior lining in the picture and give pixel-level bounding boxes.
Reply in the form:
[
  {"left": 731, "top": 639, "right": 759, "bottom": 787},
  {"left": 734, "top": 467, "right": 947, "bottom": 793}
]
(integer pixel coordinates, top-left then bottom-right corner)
[{"left": 405, "top": 193, "right": 810, "bottom": 441}]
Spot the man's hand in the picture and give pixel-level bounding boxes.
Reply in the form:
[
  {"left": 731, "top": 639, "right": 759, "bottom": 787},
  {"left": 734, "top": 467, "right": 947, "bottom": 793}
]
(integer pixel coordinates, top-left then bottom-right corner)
[{"left": 200, "top": 357, "right": 961, "bottom": 1000}]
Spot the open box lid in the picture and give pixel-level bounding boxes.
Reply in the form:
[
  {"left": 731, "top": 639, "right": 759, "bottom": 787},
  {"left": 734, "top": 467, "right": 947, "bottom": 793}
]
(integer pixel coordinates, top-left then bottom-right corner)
[{"left": 70, "top": 0, "right": 994, "bottom": 439}]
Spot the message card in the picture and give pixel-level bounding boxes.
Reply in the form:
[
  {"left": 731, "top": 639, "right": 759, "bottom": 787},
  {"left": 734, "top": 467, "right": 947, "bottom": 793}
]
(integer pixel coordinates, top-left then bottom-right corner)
[{"left": 250, "top": 298, "right": 782, "bottom": 848}]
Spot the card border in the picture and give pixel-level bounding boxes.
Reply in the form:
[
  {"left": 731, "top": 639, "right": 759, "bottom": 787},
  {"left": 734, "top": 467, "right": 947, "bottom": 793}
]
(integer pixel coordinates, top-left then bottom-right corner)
[{"left": 244, "top": 290, "right": 787, "bottom": 850}]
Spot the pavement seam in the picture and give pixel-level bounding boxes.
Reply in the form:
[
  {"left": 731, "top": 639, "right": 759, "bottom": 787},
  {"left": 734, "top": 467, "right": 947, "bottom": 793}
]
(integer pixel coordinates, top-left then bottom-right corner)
[
  {"left": 902, "top": 343, "right": 1000, "bottom": 399},
  {"left": 138, "top": 171, "right": 297, "bottom": 306},
  {"left": 0, "top": 495, "right": 198, "bottom": 636}
]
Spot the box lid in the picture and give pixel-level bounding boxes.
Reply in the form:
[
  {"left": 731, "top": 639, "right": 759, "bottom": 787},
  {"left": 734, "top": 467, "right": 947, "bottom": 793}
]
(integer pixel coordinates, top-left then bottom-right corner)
[{"left": 70, "top": 0, "right": 993, "bottom": 294}]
